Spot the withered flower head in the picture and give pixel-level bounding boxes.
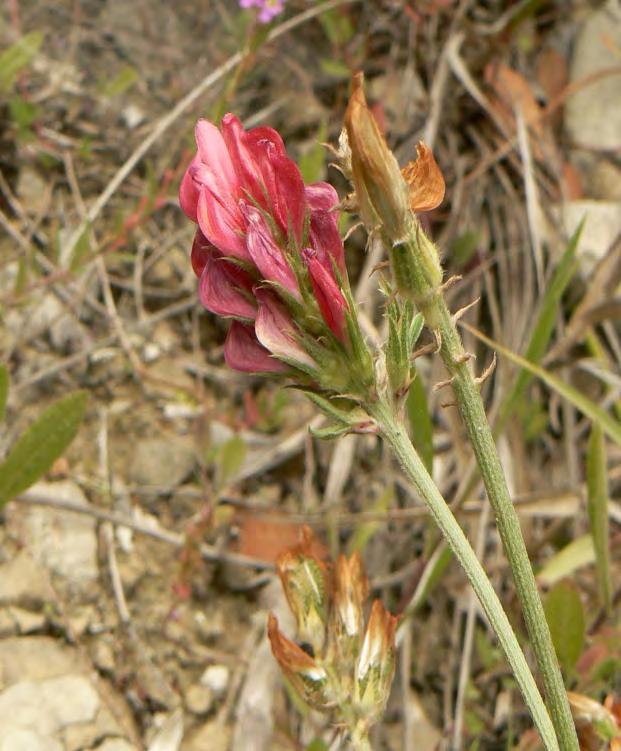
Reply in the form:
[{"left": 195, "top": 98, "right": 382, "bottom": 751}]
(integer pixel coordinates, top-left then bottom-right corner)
[
  {"left": 355, "top": 599, "right": 398, "bottom": 721},
  {"left": 267, "top": 614, "right": 333, "bottom": 710},
  {"left": 345, "top": 73, "right": 410, "bottom": 241},
  {"left": 568, "top": 691, "right": 621, "bottom": 751},
  {"left": 401, "top": 142, "right": 445, "bottom": 213},
  {"left": 334, "top": 551, "right": 368, "bottom": 640},
  {"left": 276, "top": 526, "right": 328, "bottom": 653}
]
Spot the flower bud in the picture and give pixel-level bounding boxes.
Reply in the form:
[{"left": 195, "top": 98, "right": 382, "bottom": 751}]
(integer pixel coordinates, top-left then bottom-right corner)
[
  {"left": 355, "top": 599, "right": 398, "bottom": 722},
  {"left": 344, "top": 73, "right": 410, "bottom": 241},
  {"left": 276, "top": 526, "right": 328, "bottom": 653},
  {"left": 267, "top": 614, "right": 333, "bottom": 710},
  {"left": 334, "top": 552, "right": 368, "bottom": 641}
]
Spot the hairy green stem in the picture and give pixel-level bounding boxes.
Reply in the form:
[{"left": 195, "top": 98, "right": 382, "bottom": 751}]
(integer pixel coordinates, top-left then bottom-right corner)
[
  {"left": 390, "top": 233, "right": 579, "bottom": 751},
  {"left": 367, "top": 398, "right": 558, "bottom": 751}
]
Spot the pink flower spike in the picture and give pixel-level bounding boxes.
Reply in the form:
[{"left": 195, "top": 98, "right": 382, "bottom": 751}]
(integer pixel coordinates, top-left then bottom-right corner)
[
  {"left": 303, "top": 248, "right": 349, "bottom": 342},
  {"left": 224, "top": 321, "right": 286, "bottom": 373},
  {"left": 242, "top": 203, "right": 300, "bottom": 298},
  {"left": 255, "top": 289, "right": 315, "bottom": 370},
  {"left": 179, "top": 155, "right": 202, "bottom": 222},
  {"left": 306, "top": 182, "right": 339, "bottom": 213},
  {"left": 197, "top": 188, "right": 248, "bottom": 260},
  {"left": 309, "top": 210, "right": 346, "bottom": 277},
  {"left": 194, "top": 120, "right": 239, "bottom": 197},
  {"left": 191, "top": 229, "right": 215, "bottom": 278},
  {"left": 199, "top": 254, "right": 257, "bottom": 320}
]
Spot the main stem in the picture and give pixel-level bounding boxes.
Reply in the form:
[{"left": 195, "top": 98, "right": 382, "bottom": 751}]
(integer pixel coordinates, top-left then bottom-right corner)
[
  {"left": 391, "top": 235, "right": 579, "bottom": 751},
  {"left": 367, "top": 398, "right": 558, "bottom": 751}
]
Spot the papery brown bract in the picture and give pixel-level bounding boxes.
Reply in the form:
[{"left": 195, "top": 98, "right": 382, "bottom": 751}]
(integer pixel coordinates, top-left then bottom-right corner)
[
  {"left": 334, "top": 552, "right": 368, "bottom": 640},
  {"left": 402, "top": 142, "right": 445, "bottom": 213}
]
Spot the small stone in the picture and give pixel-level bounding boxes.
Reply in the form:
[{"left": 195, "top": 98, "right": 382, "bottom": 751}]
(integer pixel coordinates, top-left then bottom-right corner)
[
  {"left": 565, "top": 0, "right": 621, "bottom": 150},
  {"left": 8, "top": 607, "right": 46, "bottom": 634},
  {"left": 120, "top": 104, "right": 144, "bottom": 129},
  {"left": 0, "top": 727, "right": 62, "bottom": 751},
  {"left": 16, "top": 168, "right": 49, "bottom": 215},
  {"left": 187, "top": 721, "right": 232, "bottom": 751},
  {"left": 19, "top": 481, "right": 98, "bottom": 592},
  {"left": 0, "top": 551, "right": 50, "bottom": 607},
  {"left": 129, "top": 437, "right": 196, "bottom": 489},
  {"left": 90, "top": 740, "right": 137, "bottom": 751},
  {"left": 185, "top": 683, "right": 214, "bottom": 715},
  {"left": 92, "top": 640, "right": 115, "bottom": 672},
  {"left": 200, "top": 665, "right": 230, "bottom": 696}
]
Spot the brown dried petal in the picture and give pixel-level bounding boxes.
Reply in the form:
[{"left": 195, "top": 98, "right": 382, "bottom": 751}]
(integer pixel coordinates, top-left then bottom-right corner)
[{"left": 401, "top": 142, "right": 445, "bottom": 213}]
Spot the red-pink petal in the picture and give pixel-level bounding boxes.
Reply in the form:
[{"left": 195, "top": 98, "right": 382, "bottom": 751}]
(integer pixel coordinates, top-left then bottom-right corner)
[
  {"left": 199, "top": 254, "right": 257, "bottom": 320},
  {"left": 309, "top": 210, "right": 346, "bottom": 276},
  {"left": 303, "top": 248, "right": 349, "bottom": 342},
  {"left": 254, "top": 289, "right": 315, "bottom": 369},
  {"left": 197, "top": 188, "right": 249, "bottom": 260},
  {"left": 195, "top": 119, "right": 238, "bottom": 196},
  {"left": 224, "top": 321, "right": 285, "bottom": 373},
  {"left": 306, "top": 182, "right": 339, "bottom": 213},
  {"left": 179, "top": 154, "right": 201, "bottom": 222},
  {"left": 269, "top": 153, "right": 306, "bottom": 245},
  {"left": 242, "top": 203, "right": 300, "bottom": 297},
  {"left": 191, "top": 229, "right": 215, "bottom": 277}
]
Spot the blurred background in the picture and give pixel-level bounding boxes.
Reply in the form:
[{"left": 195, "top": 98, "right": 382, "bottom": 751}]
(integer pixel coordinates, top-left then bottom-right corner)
[{"left": 0, "top": 1, "right": 620, "bottom": 750}]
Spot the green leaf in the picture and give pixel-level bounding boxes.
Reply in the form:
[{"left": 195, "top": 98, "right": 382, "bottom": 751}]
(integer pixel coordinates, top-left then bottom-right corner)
[
  {"left": 404, "top": 542, "right": 452, "bottom": 616},
  {"left": 406, "top": 368, "right": 434, "bottom": 475},
  {"left": 216, "top": 435, "right": 246, "bottom": 487},
  {"left": 0, "top": 390, "right": 88, "bottom": 507},
  {"left": 69, "top": 225, "right": 92, "bottom": 273},
  {"left": 0, "top": 364, "right": 8, "bottom": 422},
  {"left": 498, "top": 220, "right": 583, "bottom": 431},
  {"left": 309, "top": 422, "right": 351, "bottom": 440},
  {"left": 450, "top": 230, "right": 480, "bottom": 269},
  {"left": 0, "top": 31, "right": 44, "bottom": 92},
  {"left": 464, "top": 323, "right": 621, "bottom": 448},
  {"left": 100, "top": 65, "right": 139, "bottom": 97},
  {"left": 348, "top": 484, "right": 393, "bottom": 554},
  {"left": 586, "top": 424, "right": 612, "bottom": 614},
  {"left": 543, "top": 581, "right": 586, "bottom": 675},
  {"left": 304, "top": 741, "right": 328, "bottom": 751},
  {"left": 319, "top": 58, "right": 350, "bottom": 79},
  {"left": 537, "top": 535, "right": 594, "bottom": 588}
]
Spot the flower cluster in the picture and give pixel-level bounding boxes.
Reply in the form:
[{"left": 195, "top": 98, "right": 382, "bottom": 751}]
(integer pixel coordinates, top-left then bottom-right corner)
[
  {"left": 239, "top": 0, "right": 285, "bottom": 24},
  {"left": 179, "top": 115, "right": 368, "bottom": 391},
  {"left": 268, "top": 527, "right": 398, "bottom": 742}
]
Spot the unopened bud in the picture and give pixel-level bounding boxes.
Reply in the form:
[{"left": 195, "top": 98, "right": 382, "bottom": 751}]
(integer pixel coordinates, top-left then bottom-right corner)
[
  {"left": 345, "top": 73, "right": 410, "bottom": 241},
  {"left": 355, "top": 599, "right": 398, "bottom": 721},
  {"left": 276, "top": 526, "right": 328, "bottom": 653},
  {"left": 267, "top": 614, "right": 333, "bottom": 710},
  {"left": 334, "top": 552, "right": 368, "bottom": 641}
]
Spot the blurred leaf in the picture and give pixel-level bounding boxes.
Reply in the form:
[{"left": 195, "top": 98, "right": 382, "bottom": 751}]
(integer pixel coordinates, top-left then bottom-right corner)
[
  {"left": 348, "top": 484, "right": 392, "bottom": 554},
  {"left": 100, "top": 65, "right": 139, "bottom": 97},
  {"left": 69, "top": 226, "right": 92, "bottom": 273},
  {"left": 544, "top": 581, "right": 586, "bottom": 675},
  {"left": 404, "top": 542, "right": 452, "bottom": 616},
  {"left": 305, "top": 741, "right": 328, "bottom": 751},
  {"left": 586, "top": 424, "right": 612, "bottom": 614},
  {"left": 8, "top": 95, "right": 40, "bottom": 139},
  {"left": 318, "top": 8, "right": 354, "bottom": 46},
  {"left": 450, "top": 230, "right": 479, "bottom": 269},
  {"left": 475, "top": 625, "right": 503, "bottom": 671},
  {"left": 217, "top": 435, "right": 246, "bottom": 487},
  {"left": 299, "top": 122, "right": 327, "bottom": 184},
  {"left": 0, "top": 390, "right": 88, "bottom": 507},
  {"left": 0, "top": 30, "right": 44, "bottom": 92},
  {"left": 319, "top": 58, "right": 350, "bottom": 80},
  {"left": 465, "top": 322, "right": 621, "bottom": 448},
  {"left": 406, "top": 368, "right": 433, "bottom": 475},
  {"left": 0, "top": 364, "right": 8, "bottom": 422},
  {"left": 537, "top": 535, "right": 594, "bottom": 588},
  {"left": 497, "top": 220, "right": 583, "bottom": 432}
]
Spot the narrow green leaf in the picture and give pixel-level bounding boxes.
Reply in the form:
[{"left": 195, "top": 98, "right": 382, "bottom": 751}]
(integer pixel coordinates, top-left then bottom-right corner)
[
  {"left": 0, "top": 390, "right": 88, "bottom": 507},
  {"left": 217, "top": 435, "right": 246, "bottom": 487},
  {"left": 0, "top": 31, "right": 44, "bottom": 92},
  {"left": 537, "top": 535, "right": 594, "bottom": 588},
  {"left": 299, "top": 122, "right": 327, "bottom": 184},
  {"left": 586, "top": 424, "right": 612, "bottom": 614},
  {"left": 304, "top": 741, "right": 328, "bottom": 751},
  {"left": 0, "top": 364, "right": 8, "bottom": 422},
  {"left": 100, "top": 65, "right": 138, "bottom": 97},
  {"left": 406, "top": 368, "right": 434, "bottom": 475},
  {"left": 348, "top": 484, "right": 392, "bottom": 554},
  {"left": 403, "top": 542, "right": 452, "bottom": 616},
  {"left": 498, "top": 220, "right": 584, "bottom": 431},
  {"left": 309, "top": 423, "right": 350, "bottom": 440},
  {"left": 543, "top": 581, "right": 586, "bottom": 675},
  {"left": 464, "top": 323, "right": 621, "bottom": 448}
]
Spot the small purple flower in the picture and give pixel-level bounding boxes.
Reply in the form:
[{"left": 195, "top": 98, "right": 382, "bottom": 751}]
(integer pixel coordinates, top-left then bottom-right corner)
[{"left": 239, "top": 0, "right": 285, "bottom": 23}]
